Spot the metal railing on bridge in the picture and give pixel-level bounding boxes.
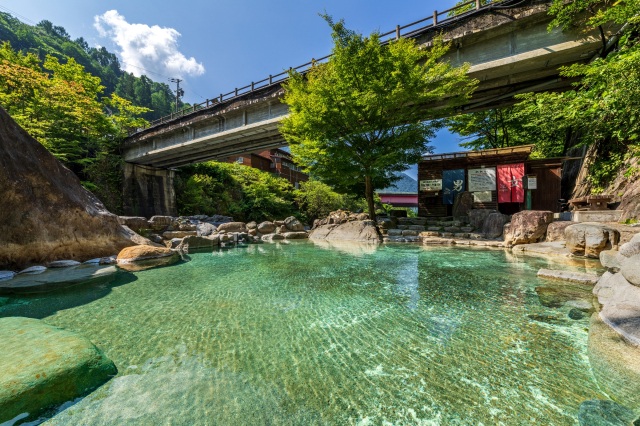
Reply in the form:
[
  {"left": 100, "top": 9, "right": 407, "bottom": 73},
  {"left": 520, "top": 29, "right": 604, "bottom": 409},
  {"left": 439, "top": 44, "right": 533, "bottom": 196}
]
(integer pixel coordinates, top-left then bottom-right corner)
[{"left": 130, "top": 0, "right": 513, "bottom": 135}]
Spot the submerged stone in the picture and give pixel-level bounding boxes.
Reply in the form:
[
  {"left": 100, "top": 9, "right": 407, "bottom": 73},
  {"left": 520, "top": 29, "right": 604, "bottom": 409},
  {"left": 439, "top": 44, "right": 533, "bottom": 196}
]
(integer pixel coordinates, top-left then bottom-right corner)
[
  {"left": 48, "top": 260, "right": 81, "bottom": 268},
  {"left": 589, "top": 314, "right": 640, "bottom": 409},
  {"left": 0, "top": 270, "right": 15, "bottom": 281},
  {"left": 568, "top": 308, "right": 586, "bottom": 320},
  {"left": 527, "top": 313, "right": 566, "bottom": 325},
  {"left": 537, "top": 268, "right": 599, "bottom": 285},
  {"left": 578, "top": 399, "right": 637, "bottom": 426},
  {"left": 18, "top": 265, "right": 47, "bottom": 275},
  {"left": 0, "top": 317, "right": 116, "bottom": 423}
]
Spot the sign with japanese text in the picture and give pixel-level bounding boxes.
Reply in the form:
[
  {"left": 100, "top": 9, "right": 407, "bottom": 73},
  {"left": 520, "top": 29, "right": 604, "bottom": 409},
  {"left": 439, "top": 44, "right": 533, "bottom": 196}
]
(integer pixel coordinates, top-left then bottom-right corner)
[
  {"left": 468, "top": 168, "right": 496, "bottom": 192},
  {"left": 420, "top": 179, "right": 442, "bottom": 191},
  {"left": 473, "top": 191, "right": 492, "bottom": 203}
]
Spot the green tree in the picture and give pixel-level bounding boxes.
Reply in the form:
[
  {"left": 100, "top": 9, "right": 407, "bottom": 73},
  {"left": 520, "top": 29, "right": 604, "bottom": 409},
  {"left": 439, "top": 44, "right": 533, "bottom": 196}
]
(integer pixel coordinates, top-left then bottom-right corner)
[
  {"left": 175, "top": 162, "right": 297, "bottom": 221},
  {"left": 445, "top": 107, "right": 526, "bottom": 150},
  {"left": 0, "top": 42, "right": 150, "bottom": 211},
  {"left": 280, "top": 16, "right": 476, "bottom": 221},
  {"left": 294, "top": 180, "right": 346, "bottom": 223},
  {"left": 514, "top": 0, "right": 640, "bottom": 189}
]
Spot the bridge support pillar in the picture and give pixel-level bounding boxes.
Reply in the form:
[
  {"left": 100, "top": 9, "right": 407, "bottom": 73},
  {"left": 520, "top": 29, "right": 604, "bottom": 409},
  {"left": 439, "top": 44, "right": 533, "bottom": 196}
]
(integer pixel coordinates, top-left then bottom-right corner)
[{"left": 123, "top": 163, "right": 177, "bottom": 218}]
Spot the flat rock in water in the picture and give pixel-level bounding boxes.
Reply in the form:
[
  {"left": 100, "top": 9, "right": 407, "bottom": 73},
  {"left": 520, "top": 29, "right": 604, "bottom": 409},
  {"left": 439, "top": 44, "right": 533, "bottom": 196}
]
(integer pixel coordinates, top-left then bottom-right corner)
[
  {"left": 0, "top": 265, "right": 118, "bottom": 294},
  {"left": 48, "top": 260, "right": 81, "bottom": 268},
  {"left": 18, "top": 265, "right": 47, "bottom": 275},
  {"left": 83, "top": 256, "right": 117, "bottom": 265},
  {"left": 535, "top": 284, "right": 593, "bottom": 309},
  {"left": 0, "top": 317, "right": 116, "bottom": 423},
  {"left": 512, "top": 241, "right": 570, "bottom": 257},
  {"left": 0, "top": 270, "right": 15, "bottom": 281},
  {"left": 537, "top": 269, "right": 600, "bottom": 284}
]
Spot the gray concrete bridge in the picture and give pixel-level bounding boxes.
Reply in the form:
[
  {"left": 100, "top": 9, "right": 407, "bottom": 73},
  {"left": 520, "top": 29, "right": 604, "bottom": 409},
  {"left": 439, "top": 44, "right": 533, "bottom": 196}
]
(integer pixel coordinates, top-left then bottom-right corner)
[{"left": 122, "top": 0, "right": 614, "bottom": 216}]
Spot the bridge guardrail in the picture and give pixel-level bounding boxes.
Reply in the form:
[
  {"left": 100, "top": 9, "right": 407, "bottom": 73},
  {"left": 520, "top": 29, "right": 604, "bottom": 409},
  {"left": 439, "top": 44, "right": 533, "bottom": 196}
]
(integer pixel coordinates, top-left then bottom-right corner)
[{"left": 130, "top": 0, "right": 513, "bottom": 135}]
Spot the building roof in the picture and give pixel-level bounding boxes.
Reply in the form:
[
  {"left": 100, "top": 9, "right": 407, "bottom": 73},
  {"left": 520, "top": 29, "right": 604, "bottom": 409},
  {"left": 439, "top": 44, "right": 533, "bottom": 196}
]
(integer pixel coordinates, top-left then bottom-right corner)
[
  {"left": 422, "top": 144, "right": 535, "bottom": 161},
  {"left": 378, "top": 173, "right": 417, "bottom": 195}
]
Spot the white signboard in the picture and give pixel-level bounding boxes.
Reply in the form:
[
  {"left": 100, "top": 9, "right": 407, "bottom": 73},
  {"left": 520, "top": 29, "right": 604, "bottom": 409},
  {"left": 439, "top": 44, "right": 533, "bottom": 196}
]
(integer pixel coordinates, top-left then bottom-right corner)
[
  {"left": 473, "top": 191, "right": 493, "bottom": 203},
  {"left": 527, "top": 176, "right": 537, "bottom": 190},
  {"left": 468, "top": 168, "right": 496, "bottom": 192},
  {"left": 420, "top": 179, "right": 442, "bottom": 191}
]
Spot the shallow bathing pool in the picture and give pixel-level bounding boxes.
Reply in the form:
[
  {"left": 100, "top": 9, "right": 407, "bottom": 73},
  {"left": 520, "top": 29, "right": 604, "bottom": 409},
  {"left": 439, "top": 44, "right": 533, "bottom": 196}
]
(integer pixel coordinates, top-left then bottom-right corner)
[{"left": 0, "top": 242, "right": 622, "bottom": 424}]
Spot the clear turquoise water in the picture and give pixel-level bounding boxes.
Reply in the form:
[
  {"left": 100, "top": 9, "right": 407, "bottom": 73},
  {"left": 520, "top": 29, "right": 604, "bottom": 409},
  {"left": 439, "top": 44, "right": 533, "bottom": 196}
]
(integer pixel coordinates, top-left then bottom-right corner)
[{"left": 0, "top": 242, "right": 613, "bottom": 424}]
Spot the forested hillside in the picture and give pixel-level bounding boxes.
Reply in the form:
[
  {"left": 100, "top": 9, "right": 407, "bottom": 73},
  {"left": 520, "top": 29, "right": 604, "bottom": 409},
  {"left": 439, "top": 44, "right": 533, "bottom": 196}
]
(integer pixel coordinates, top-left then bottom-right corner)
[{"left": 0, "top": 11, "right": 181, "bottom": 121}]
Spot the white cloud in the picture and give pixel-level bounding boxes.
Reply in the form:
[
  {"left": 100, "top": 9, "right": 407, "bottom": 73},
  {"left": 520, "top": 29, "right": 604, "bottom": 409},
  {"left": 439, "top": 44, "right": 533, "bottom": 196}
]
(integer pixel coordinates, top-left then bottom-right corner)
[{"left": 94, "top": 10, "right": 205, "bottom": 78}]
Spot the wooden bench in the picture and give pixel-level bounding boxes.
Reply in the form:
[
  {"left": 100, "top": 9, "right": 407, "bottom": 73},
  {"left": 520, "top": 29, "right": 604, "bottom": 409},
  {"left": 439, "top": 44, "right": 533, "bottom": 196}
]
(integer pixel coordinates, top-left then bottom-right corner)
[{"left": 568, "top": 195, "right": 613, "bottom": 211}]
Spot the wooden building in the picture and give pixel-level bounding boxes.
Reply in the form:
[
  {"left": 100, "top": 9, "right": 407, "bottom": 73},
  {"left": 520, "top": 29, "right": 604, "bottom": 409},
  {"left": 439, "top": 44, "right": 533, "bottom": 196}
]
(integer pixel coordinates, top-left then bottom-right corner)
[
  {"left": 418, "top": 145, "right": 563, "bottom": 217},
  {"left": 228, "top": 148, "right": 308, "bottom": 187}
]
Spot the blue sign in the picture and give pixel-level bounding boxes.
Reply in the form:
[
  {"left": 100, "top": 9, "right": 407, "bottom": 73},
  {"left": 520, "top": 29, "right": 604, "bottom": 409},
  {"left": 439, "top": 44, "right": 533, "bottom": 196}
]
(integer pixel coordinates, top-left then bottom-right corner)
[{"left": 442, "top": 169, "right": 465, "bottom": 205}]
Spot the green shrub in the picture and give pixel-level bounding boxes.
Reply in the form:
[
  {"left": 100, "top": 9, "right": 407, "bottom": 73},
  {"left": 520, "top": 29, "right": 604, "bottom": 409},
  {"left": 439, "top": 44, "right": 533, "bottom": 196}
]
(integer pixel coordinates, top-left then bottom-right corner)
[{"left": 175, "top": 162, "right": 296, "bottom": 222}]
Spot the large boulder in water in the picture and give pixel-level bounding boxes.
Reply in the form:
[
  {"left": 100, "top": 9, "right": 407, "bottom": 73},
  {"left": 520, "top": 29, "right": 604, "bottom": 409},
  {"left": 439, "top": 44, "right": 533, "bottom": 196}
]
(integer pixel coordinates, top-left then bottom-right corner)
[
  {"left": 503, "top": 210, "right": 553, "bottom": 246},
  {"left": 116, "top": 245, "right": 180, "bottom": 272},
  {"left": 309, "top": 220, "right": 381, "bottom": 243},
  {"left": 0, "top": 317, "right": 116, "bottom": 423},
  {"left": 565, "top": 222, "right": 620, "bottom": 258},
  {"left": 0, "top": 106, "right": 137, "bottom": 270}
]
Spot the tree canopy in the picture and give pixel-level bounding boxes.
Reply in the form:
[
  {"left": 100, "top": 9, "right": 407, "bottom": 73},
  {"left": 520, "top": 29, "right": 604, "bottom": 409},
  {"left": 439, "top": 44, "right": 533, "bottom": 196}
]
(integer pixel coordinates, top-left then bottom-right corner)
[
  {"left": 0, "top": 42, "right": 150, "bottom": 211},
  {"left": 0, "top": 11, "right": 181, "bottom": 121},
  {"left": 280, "top": 16, "right": 476, "bottom": 220},
  {"left": 445, "top": 0, "right": 640, "bottom": 189}
]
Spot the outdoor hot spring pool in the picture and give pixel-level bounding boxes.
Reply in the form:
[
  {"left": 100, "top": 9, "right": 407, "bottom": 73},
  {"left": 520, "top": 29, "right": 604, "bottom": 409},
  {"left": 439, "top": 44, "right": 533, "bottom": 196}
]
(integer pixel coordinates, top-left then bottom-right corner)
[{"left": 0, "top": 241, "right": 633, "bottom": 425}]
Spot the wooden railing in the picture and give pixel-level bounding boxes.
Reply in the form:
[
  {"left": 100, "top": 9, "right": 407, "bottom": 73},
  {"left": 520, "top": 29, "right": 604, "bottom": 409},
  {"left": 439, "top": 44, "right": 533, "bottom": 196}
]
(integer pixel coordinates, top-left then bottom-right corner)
[{"left": 130, "top": 0, "right": 513, "bottom": 135}]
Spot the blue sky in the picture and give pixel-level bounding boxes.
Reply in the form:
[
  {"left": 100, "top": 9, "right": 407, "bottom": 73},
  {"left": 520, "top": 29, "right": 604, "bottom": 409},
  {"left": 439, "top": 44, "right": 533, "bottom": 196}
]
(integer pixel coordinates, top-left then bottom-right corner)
[{"left": 0, "top": 0, "right": 468, "bottom": 161}]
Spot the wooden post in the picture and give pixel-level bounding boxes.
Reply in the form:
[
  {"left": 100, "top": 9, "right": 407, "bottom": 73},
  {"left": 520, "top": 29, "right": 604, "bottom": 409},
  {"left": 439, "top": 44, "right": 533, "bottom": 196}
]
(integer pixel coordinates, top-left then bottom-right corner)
[
  {"left": 433, "top": 10, "right": 438, "bottom": 26},
  {"left": 235, "top": 88, "right": 238, "bottom": 96},
  {"left": 396, "top": 25, "right": 400, "bottom": 40},
  {"left": 219, "top": 94, "right": 223, "bottom": 102},
  {"left": 269, "top": 74, "right": 273, "bottom": 85},
  {"left": 476, "top": 0, "right": 481, "bottom": 9}
]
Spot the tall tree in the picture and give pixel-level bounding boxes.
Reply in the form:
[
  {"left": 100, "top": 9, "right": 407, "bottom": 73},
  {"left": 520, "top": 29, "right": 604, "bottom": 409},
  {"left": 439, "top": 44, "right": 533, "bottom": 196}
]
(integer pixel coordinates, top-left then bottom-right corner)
[
  {"left": 514, "top": 0, "right": 640, "bottom": 189},
  {"left": 446, "top": 107, "right": 525, "bottom": 150},
  {"left": 280, "top": 16, "right": 476, "bottom": 221}
]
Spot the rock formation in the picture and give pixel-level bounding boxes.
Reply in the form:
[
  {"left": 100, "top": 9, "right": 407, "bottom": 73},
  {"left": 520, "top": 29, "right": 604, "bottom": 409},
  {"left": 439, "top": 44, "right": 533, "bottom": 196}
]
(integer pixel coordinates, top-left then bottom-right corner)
[
  {"left": 310, "top": 220, "right": 381, "bottom": 243},
  {"left": 565, "top": 222, "right": 619, "bottom": 258},
  {"left": 0, "top": 107, "right": 137, "bottom": 269},
  {"left": 116, "top": 245, "right": 180, "bottom": 272},
  {"left": 503, "top": 210, "right": 553, "bottom": 246}
]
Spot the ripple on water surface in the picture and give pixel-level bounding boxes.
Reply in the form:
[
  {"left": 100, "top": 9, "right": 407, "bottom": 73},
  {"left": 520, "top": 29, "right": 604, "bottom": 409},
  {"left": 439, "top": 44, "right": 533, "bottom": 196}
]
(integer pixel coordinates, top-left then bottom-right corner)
[{"left": 0, "top": 242, "right": 618, "bottom": 424}]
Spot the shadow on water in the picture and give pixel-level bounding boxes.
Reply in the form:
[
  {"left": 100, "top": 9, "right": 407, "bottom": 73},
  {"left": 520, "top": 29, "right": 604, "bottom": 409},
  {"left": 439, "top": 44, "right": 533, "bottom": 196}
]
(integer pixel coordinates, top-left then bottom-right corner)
[{"left": 0, "top": 270, "right": 138, "bottom": 320}]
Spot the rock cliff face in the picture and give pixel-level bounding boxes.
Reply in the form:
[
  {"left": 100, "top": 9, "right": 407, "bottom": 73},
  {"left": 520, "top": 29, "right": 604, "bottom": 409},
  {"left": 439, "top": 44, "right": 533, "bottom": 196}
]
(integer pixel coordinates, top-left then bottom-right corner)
[
  {"left": 570, "top": 144, "right": 640, "bottom": 222},
  {"left": 0, "top": 107, "right": 136, "bottom": 269}
]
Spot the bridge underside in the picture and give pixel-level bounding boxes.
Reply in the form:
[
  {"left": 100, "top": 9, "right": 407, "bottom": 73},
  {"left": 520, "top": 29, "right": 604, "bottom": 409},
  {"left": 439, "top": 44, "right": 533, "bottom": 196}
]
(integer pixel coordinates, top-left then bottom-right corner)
[
  {"left": 124, "top": 0, "right": 612, "bottom": 171},
  {"left": 128, "top": 117, "right": 285, "bottom": 168}
]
